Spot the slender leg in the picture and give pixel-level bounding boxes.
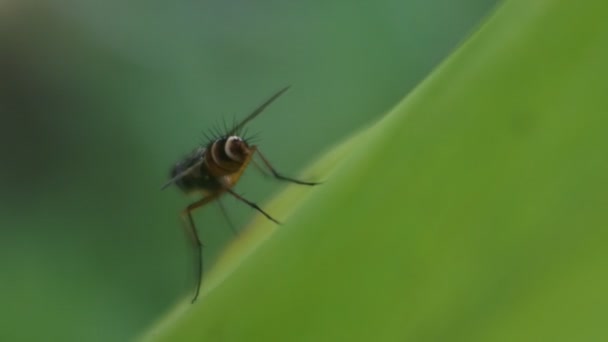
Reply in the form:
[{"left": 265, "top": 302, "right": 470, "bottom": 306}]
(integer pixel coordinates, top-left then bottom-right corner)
[
  {"left": 182, "top": 194, "right": 218, "bottom": 303},
  {"left": 251, "top": 159, "right": 272, "bottom": 178},
  {"left": 226, "top": 188, "right": 281, "bottom": 224},
  {"left": 217, "top": 197, "right": 238, "bottom": 236},
  {"left": 255, "top": 149, "right": 320, "bottom": 186}
]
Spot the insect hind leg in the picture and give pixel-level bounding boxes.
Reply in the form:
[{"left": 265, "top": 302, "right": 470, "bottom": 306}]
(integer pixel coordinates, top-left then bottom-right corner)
[{"left": 181, "top": 195, "right": 218, "bottom": 303}]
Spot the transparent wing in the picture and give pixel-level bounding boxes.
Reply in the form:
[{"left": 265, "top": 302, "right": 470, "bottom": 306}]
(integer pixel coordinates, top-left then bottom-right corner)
[{"left": 161, "top": 150, "right": 205, "bottom": 190}]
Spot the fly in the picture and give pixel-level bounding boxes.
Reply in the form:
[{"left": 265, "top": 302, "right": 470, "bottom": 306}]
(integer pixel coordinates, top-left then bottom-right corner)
[{"left": 163, "top": 86, "right": 318, "bottom": 302}]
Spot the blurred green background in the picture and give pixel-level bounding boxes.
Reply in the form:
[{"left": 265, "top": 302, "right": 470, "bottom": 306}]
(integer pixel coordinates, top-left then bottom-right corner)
[{"left": 0, "top": 0, "right": 497, "bottom": 340}]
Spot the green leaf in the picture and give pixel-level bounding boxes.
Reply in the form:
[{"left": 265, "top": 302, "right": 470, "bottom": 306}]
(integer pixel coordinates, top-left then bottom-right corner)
[{"left": 143, "top": 0, "right": 608, "bottom": 340}]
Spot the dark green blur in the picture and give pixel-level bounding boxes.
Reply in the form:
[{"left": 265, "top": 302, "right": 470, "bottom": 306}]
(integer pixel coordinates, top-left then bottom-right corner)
[{"left": 0, "top": 0, "right": 496, "bottom": 340}]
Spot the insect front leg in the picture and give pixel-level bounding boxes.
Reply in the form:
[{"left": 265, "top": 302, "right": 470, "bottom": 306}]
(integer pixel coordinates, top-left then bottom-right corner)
[{"left": 255, "top": 149, "right": 320, "bottom": 186}]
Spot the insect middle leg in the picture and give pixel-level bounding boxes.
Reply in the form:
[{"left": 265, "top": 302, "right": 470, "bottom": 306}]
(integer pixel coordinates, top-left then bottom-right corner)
[
  {"left": 226, "top": 188, "right": 280, "bottom": 224},
  {"left": 182, "top": 194, "right": 218, "bottom": 303},
  {"left": 217, "top": 197, "right": 238, "bottom": 236}
]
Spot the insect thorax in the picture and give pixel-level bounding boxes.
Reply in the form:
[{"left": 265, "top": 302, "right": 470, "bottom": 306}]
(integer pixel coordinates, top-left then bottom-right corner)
[{"left": 170, "top": 136, "right": 251, "bottom": 193}]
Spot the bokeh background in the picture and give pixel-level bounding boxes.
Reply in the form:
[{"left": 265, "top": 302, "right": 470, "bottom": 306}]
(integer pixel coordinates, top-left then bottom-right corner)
[{"left": 0, "top": 0, "right": 498, "bottom": 340}]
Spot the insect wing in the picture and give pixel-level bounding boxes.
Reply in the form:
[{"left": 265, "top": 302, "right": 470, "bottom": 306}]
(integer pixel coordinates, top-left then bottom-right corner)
[{"left": 161, "top": 149, "right": 206, "bottom": 190}]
